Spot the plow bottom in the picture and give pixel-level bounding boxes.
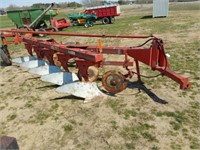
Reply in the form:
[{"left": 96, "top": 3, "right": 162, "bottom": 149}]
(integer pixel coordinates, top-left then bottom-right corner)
[
  {"left": 29, "top": 65, "right": 62, "bottom": 76},
  {"left": 12, "top": 56, "right": 37, "bottom": 64},
  {"left": 11, "top": 56, "right": 106, "bottom": 102},
  {"left": 56, "top": 82, "right": 106, "bottom": 102},
  {"left": 20, "top": 60, "right": 48, "bottom": 69},
  {"left": 41, "top": 72, "right": 79, "bottom": 85}
]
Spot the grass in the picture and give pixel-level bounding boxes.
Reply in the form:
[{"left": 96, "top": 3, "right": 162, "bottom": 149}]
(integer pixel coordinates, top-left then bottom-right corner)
[
  {"left": 122, "top": 122, "right": 157, "bottom": 148},
  {"left": 7, "top": 114, "right": 17, "bottom": 121},
  {"left": 63, "top": 124, "right": 73, "bottom": 132},
  {"left": 154, "top": 111, "right": 186, "bottom": 130},
  {"left": 0, "top": 15, "right": 15, "bottom": 28},
  {"left": 110, "top": 120, "right": 118, "bottom": 130},
  {"left": 35, "top": 111, "right": 50, "bottom": 125}
]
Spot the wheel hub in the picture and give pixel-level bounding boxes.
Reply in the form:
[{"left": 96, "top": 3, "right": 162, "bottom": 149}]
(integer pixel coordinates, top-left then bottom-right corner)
[{"left": 102, "top": 70, "right": 127, "bottom": 94}]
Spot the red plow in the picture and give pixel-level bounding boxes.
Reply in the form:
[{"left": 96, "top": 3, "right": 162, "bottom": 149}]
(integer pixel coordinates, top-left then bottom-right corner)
[{"left": 0, "top": 29, "right": 191, "bottom": 101}]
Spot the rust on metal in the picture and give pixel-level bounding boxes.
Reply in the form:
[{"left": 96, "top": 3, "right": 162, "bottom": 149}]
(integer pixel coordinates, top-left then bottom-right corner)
[
  {"left": 102, "top": 70, "right": 127, "bottom": 94},
  {"left": 78, "top": 65, "right": 99, "bottom": 82}
]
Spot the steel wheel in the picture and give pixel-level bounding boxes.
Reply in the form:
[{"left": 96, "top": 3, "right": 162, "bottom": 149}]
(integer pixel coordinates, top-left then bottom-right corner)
[
  {"left": 102, "top": 70, "right": 127, "bottom": 94},
  {"left": 53, "top": 53, "right": 61, "bottom": 67},
  {"left": 78, "top": 66, "right": 99, "bottom": 82}
]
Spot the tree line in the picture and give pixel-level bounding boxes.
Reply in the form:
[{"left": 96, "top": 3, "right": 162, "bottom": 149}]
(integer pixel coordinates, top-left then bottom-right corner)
[
  {"left": 5, "top": 2, "right": 82, "bottom": 11},
  {"left": 4, "top": 0, "right": 199, "bottom": 11}
]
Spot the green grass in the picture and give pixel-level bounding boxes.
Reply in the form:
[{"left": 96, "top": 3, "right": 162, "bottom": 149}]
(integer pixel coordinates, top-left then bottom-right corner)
[
  {"left": 169, "top": 3, "right": 200, "bottom": 11},
  {"left": 0, "top": 15, "right": 15, "bottom": 28},
  {"left": 122, "top": 122, "right": 157, "bottom": 148},
  {"left": 63, "top": 124, "right": 73, "bottom": 132},
  {"left": 154, "top": 111, "right": 186, "bottom": 130},
  {"left": 7, "top": 114, "right": 17, "bottom": 121},
  {"left": 35, "top": 111, "right": 50, "bottom": 125}
]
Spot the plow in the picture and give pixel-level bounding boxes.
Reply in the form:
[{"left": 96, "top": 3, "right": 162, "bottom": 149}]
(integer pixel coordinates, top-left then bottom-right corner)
[{"left": 0, "top": 29, "right": 191, "bottom": 102}]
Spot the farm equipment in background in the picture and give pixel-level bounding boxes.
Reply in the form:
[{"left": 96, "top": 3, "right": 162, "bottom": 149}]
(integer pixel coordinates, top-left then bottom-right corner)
[
  {"left": 6, "top": 3, "right": 70, "bottom": 33},
  {"left": 67, "top": 13, "right": 97, "bottom": 27},
  {"left": 0, "top": 29, "right": 191, "bottom": 102},
  {"left": 85, "top": 5, "right": 120, "bottom": 24}
]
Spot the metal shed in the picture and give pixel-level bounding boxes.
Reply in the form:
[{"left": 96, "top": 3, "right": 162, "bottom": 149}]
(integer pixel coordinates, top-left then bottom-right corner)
[{"left": 153, "top": 0, "right": 169, "bottom": 18}]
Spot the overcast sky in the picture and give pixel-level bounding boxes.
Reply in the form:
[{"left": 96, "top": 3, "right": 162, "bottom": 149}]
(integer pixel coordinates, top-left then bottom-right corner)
[{"left": 0, "top": 0, "right": 82, "bottom": 8}]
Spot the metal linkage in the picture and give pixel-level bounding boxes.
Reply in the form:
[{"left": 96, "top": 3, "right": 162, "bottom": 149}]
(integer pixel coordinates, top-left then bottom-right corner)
[{"left": 0, "top": 29, "right": 191, "bottom": 96}]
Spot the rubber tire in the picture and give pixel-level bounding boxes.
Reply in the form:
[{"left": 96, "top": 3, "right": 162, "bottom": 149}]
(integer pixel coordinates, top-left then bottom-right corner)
[
  {"left": 89, "top": 22, "right": 93, "bottom": 27},
  {"left": 84, "top": 23, "right": 89, "bottom": 28},
  {"left": 72, "top": 21, "right": 78, "bottom": 26},
  {"left": 102, "top": 17, "right": 110, "bottom": 24},
  {"left": 110, "top": 17, "right": 115, "bottom": 24},
  {"left": 0, "top": 45, "right": 12, "bottom": 66}
]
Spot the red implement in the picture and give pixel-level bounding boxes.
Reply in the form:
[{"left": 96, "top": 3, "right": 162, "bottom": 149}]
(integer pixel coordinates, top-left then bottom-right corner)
[{"left": 0, "top": 29, "right": 191, "bottom": 93}]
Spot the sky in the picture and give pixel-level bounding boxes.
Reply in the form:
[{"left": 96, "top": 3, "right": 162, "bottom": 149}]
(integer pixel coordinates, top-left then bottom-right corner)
[{"left": 0, "top": 0, "right": 82, "bottom": 8}]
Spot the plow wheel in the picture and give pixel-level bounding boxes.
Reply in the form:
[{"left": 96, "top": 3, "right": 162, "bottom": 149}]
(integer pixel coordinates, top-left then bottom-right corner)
[
  {"left": 102, "top": 70, "right": 127, "bottom": 94},
  {"left": 78, "top": 66, "right": 99, "bottom": 82},
  {"left": 53, "top": 53, "right": 62, "bottom": 67}
]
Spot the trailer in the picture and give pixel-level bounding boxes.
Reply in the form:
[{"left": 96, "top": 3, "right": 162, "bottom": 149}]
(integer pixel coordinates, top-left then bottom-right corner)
[{"left": 85, "top": 5, "right": 120, "bottom": 24}]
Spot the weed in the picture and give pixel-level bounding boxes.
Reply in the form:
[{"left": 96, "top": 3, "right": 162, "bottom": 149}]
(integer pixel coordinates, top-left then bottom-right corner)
[
  {"left": 139, "top": 112, "right": 154, "bottom": 121},
  {"left": 7, "top": 114, "right": 17, "bottom": 121},
  {"left": 141, "top": 132, "right": 158, "bottom": 142},
  {"left": 0, "top": 106, "right": 5, "bottom": 110},
  {"left": 170, "top": 121, "right": 182, "bottom": 130},
  {"left": 166, "top": 130, "right": 179, "bottom": 137},
  {"left": 137, "top": 123, "right": 156, "bottom": 131},
  {"left": 50, "top": 103, "right": 59, "bottom": 111},
  {"left": 63, "top": 124, "right": 73, "bottom": 132},
  {"left": 121, "top": 126, "right": 139, "bottom": 141},
  {"left": 190, "top": 137, "right": 200, "bottom": 149},
  {"left": 79, "top": 122, "right": 83, "bottom": 126},
  {"left": 154, "top": 111, "right": 186, "bottom": 130},
  {"left": 106, "top": 99, "right": 126, "bottom": 114},
  {"left": 190, "top": 101, "right": 199, "bottom": 109},
  {"left": 151, "top": 145, "right": 160, "bottom": 150},
  {"left": 24, "top": 101, "right": 33, "bottom": 108},
  {"left": 0, "top": 126, "right": 6, "bottom": 135},
  {"left": 121, "top": 123, "right": 157, "bottom": 143},
  {"left": 93, "top": 103, "right": 100, "bottom": 108},
  {"left": 31, "top": 96, "right": 40, "bottom": 102},
  {"left": 36, "top": 112, "right": 50, "bottom": 125},
  {"left": 123, "top": 109, "right": 137, "bottom": 119},
  {"left": 170, "top": 142, "right": 182, "bottom": 150},
  {"left": 69, "top": 119, "right": 77, "bottom": 125},
  {"left": 110, "top": 120, "right": 118, "bottom": 130},
  {"left": 125, "top": 142, "right": 136, "bottom": 149}
]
